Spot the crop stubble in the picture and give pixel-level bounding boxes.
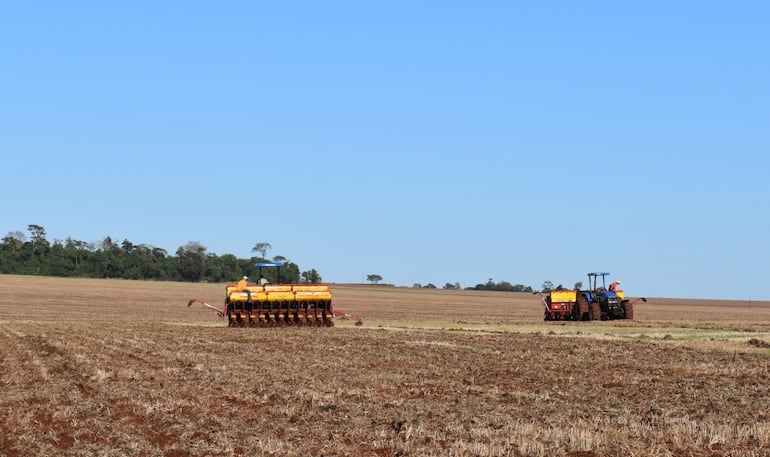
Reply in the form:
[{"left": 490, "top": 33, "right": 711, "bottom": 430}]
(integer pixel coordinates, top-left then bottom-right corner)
[{"left": 1, "top": 276, "right": 769, "bottom": 457}]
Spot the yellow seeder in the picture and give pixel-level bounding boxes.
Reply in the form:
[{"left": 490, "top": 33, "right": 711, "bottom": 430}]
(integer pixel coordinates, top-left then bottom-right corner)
[{"left": 225, "top": 281, "right": 334, "bottom": 327}]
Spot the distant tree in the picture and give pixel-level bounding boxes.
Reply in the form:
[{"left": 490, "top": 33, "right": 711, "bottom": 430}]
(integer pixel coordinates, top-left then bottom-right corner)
[
  {"left": 277, "top": 261, "right": 300, "bottom": 283},
  {"left": 27, "top": 224, "right": 49, "bottom": 256},
  {"left": 466, "top": 279, "right": 533, "bottom": 293},
  {"left": 514, "top": 284, "right": 534, "bottom": 293},
  {"left": 131, "top": 244, "right": 165, "bottom": 280},
  {"left": 1, "top": 225, "right": 325, "bottom": 285},
  {"left": 64, "top": 237, "right": 89, "bottom": 272},
  {"left": 202, "top": 252, "right": 223, "bottom": 282},
  {"left": 366, "top": 274, "right": 383, "bottom": 284},
  {"left": 46, "top": 240, "right": 74, "bottom": 276},
  {"left": 443, "top": 282, "right": 461, "bottom": 290},
  {"left": 424, "top": 283, "right": 436, "bottom": 289},
  {"left": 300, "top": 268, "right": 322, "bottom": 284},
  {"left": 182, "top": 241, "right": 206, "bottom": 255},
  {"left": 121, "top": 239, "right": 135, "bottom": 253},
  {"left": 3, "top": 231, "right": 25, "bottom": 247},
  {"left": 273, "top": 255, "right": 287, "bottom": 263},
  {"left": 90, "top": 236, "right": 125, "bottom": 278},
  {"left": 541, "top": 280, "right": 554, "bottom": 292},
  {"left": 412, "top": 283, "right": 422, "bottom": 288},
  {"left": 252, "top": 242, "right": 272, "bottom": 259},
  {"left": 176, "top": 241, "right": 207, "bottom": 282},
  {"left": 216, "top": 253, "right": 240, "bottom": 281},
  {"left": 27, "top": 224, "right": 47, "bottom": 245},
  {"left": 0, "top": 231, "right": 26, "bottom": 273},
  {"left": 100, "top": 236, "right": 119, "bottom": 252},
  {"left": 574, "top": 281, "right": 583, "bottom": 290}
]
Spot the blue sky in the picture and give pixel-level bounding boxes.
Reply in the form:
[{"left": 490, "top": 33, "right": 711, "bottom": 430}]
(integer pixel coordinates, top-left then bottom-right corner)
[{"left": 2, "top": 2, "right": 768, "bottom": 299}]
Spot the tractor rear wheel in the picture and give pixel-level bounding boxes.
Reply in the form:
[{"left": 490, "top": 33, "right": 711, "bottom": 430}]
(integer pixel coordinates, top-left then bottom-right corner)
[
  {"left": 623, "top": 301, "right": 634, "bottom": 319},
  {"left": 576, "top": 294, "right": 589, "bottom": 320},
  {"left": 590, "top": 302, "right": 601, "bottom": 321}
]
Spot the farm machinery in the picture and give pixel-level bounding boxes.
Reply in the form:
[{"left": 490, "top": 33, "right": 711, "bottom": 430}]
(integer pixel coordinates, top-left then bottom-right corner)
[
  {"left": 537, "top": 272, "right": 647, "bottom": 321},
  {"left": 188, "top": 262, "right": 341, "bottom": 327}
]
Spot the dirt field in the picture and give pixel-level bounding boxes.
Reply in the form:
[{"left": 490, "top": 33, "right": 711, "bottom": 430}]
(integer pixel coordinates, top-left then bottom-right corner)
[{"left": 1, "top": 275, "right": 769, "bottom": 456}]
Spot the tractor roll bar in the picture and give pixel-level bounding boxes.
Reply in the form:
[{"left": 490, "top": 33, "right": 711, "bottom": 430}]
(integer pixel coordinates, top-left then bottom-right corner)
[{"left": 256, "top": 262, "right": 283, "bottom": 284}]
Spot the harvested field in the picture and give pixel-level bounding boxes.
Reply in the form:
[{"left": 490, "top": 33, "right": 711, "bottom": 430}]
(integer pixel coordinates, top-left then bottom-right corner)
[{"left": 1, "top": 275, "right": 770, "bottom": 456}]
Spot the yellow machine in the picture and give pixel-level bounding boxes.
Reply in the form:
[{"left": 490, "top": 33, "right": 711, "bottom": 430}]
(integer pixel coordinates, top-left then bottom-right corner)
[{"left": 225, "top": 281, "right": 334, "bottom": 327}]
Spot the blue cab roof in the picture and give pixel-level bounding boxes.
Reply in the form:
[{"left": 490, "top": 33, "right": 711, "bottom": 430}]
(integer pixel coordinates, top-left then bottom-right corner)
[{"left": 256, "top": 262, "right": 283, "bottom": 267}]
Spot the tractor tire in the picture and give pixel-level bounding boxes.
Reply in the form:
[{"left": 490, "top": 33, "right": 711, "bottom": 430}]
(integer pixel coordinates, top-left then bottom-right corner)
[
  {"left": 590, "top": 302, "right": 601, "bottom": 321},
  {"left": 623, "top": 301, "right": 634, "bottom": 320},
  {"left": 577, "top": 294, "right": 589, "bottom": 320}
]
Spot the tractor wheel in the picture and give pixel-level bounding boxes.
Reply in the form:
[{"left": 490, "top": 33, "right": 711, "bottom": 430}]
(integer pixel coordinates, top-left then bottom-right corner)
[
  {"left": 623, "top": 301, "right": 634, "bottom": 320},
  {"left": 577, "top": 294, "right": 589, "bottom": 320},
  {"left": 590, "top": 302, "right": 601, "bottom": 321}
]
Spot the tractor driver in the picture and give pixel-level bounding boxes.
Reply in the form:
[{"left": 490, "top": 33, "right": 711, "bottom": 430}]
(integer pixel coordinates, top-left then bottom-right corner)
[
  {"left": 237, "top": 276, "right": 252, "bottom": 303},
  {"left": 609, "top": 280, "right": 621, "bottom": 292}
]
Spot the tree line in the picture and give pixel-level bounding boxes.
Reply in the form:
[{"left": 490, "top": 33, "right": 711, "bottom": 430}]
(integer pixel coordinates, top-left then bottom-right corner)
[
  {"left": 0, "top": 224, "right": 323, "bottom": 283},
  {"left": 365, "top": 273, "right": 535, "bottom": 293}
]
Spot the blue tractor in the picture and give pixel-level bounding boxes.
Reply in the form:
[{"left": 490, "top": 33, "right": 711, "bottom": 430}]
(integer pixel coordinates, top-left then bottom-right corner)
[
  {"left": 538, "top": 272, "right": 647, "bottom": 321},
  {"left": 577, "top": 272, "right": 645, "bottom": 320}
]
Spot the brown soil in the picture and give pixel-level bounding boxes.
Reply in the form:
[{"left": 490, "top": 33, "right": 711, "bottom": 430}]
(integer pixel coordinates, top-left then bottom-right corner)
[{"left": 1, "top": 275, "right": 769, "bottom": 456}]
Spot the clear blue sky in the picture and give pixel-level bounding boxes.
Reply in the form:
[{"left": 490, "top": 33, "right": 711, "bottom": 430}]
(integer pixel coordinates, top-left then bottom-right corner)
[{"left": 2, "top": 2, "right": 768, "bottom": 300}]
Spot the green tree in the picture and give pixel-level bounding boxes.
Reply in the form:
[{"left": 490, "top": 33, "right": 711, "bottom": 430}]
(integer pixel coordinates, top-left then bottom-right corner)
[
  {"left": 116, "top": 243, "right": 163, "bottom": 280},
  {"left": 0, "top": 231, "right": 25, "bottom": 273},
  {"left": 0, "top": 225, "right": 325, "bottom": 285},
  {"left": 63, "top": 237, "right": 90, "bottom": 272},
  {"left": 366, "top": 274, "right": 383, "bottom": 284},
  {"left": 300, "top": 268, "right": 322, "bottom": 284},
  {"left": 203, "top": 253, "right": 223, "bottom": 282},
  {"left": 121, "top": 239, "right": 135, "bottom": 254},
  {"left": 467, "top": 279, "right": 533, "bottom": 293},
  {"left": 252, "top": 242, "right": 272, "bottom": 260},
  {"left": 99, "top": 237, "right": 125, "bottom": 278},
  {"left": 215, "top": 254, "right": 240, "bottom": 281},
  {"left": 175, "top": 241, "right": 207, "bottom": 282},
  {"left": 512, "top": 284, "right": 534, "bottom": 293},
  {"left": 47, "top": 240, "right": 75, "bottom": 276},
  {"left": 2, "top": 231, "right": 25, "bottom": 248},
  {"left": 27, "top": 224, "right": 49, "bottom": 258},
  {"left": 278, "top": 261, "right": 300, "bottom": 283}
]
